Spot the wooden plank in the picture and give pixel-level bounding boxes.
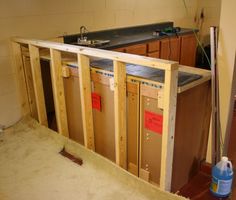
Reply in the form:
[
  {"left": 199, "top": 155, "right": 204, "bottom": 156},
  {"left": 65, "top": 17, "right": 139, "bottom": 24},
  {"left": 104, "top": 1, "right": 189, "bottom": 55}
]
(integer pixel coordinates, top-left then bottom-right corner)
[
  {"left": 28, "top": 44, "right": 48, "bottom": 126},
  {"left": 160, "top": 64, "right": 178, "bottom": 191},
  {"left": 12, "top": 37, "right": 178, "bottom": 71},
  {"left": 22, "top": 56, "right": 38, "bottom": 119},
  {"left": 77, "top": 54, "right": 95, "bottom": 150},
  {"left": 11, "top": 42, "right": 30, "bottom": 116},
  {"left": 114, "top": 60, "right": 127, "bottom": 169},
  {"left": 50, "top": 49, "right": 69, "bottom": 137}
]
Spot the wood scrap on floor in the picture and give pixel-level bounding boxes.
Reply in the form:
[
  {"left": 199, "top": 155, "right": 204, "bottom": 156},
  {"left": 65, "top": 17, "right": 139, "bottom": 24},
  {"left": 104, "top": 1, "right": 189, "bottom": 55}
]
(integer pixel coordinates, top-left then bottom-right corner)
[{"left": 59, "top": 147, "right": 83, "bottom": 166}]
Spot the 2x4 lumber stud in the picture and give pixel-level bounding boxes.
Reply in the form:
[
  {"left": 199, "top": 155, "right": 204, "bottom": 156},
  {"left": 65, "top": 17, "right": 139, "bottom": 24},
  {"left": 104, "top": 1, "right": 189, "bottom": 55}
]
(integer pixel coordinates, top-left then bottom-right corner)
[
  {"left": 160, "top": 64, "right": 178, "bottom": 191},
  {"left": 28, "top": 44, "right": 48, "bottom": 126},
  {"left": 114, "top": 60, "right": 127, "bottom": 169},
  {"left": 50, "top": 49, "right": 69, "bottom": 137},
  {"left": 77, "top": 54, "right": 95, "bottom": 150},
  {"left": 12, "top": 37, "right": 178, "bottom": 71},
  {"left": 11, "top": 42, "right": 30, "bottom": 116}
]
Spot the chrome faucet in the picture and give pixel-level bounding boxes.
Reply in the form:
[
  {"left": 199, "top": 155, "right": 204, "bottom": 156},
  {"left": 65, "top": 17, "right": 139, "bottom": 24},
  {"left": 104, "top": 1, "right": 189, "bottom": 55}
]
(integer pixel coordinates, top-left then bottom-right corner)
[{"left": 80, "top": 26, "right": 89, "bottom": 41}]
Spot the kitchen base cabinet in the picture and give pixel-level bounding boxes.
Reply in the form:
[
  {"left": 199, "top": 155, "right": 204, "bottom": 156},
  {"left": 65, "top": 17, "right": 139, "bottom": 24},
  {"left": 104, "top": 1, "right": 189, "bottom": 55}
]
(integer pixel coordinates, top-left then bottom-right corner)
[
  {"left": 113, "top": 33, "right": 197, "bottom": 67},
  {"left": 139, "top": 81, "right": 211, "bottom": 191}
]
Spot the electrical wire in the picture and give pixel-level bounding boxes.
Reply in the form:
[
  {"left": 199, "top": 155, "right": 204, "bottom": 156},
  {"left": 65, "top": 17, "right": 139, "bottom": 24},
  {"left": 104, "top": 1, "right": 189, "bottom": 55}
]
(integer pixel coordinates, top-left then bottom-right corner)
[
  {"left": 182, "top": 0, "right": 211, "bottom": 68},
  {"left": 182, "top": 0, "right": 224, "bottom": 158}
]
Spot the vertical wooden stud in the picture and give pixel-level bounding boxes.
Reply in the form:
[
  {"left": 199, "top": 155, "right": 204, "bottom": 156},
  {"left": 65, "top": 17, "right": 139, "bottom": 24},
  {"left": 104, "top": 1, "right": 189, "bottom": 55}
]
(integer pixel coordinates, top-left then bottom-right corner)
[
  {"left": 50, "top": 49, "right": 69, "bottom": 137},
  {"left": 22, "top": 56, "right": 38, "bottom": 119},
  {"left": 11, "top": 42, "right": 30, "bottom": 116},
  {"left": 28, "top": 44, "right": 48, "bottom": 126},
  {"left": 114, "top": 60, "right": 127, "bottom": 169},
  {"left": 77, "top": 54, "right": 95, "bottom": 150},
  {"left": 160, "top": 64, "right": 178, "bottom": 191}
]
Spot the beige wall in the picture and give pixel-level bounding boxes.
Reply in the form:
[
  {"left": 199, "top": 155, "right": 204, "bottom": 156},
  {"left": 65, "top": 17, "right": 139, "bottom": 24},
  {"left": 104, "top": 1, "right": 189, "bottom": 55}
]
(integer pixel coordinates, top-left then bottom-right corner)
[
  {"left": 217, "top": 0, "right": 236, "bottom": 152},
  {"left": 0, "top": 0, "right": 222, "bottom": 131},
  {"left": 206, "top": 0, "right": 236, "bottom": 162},
  {"left": 196, "top": 0, "right": 222, "bottom": 44},
  {"left": 0, "top": 0, "right": 200, "bottom": 126}
]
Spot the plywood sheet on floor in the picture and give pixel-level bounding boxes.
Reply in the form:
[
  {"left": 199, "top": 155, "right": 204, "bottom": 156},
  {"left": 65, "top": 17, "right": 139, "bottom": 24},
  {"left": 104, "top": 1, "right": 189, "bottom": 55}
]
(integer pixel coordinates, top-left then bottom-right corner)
[{"left": 0, "top": 117, "right": 186, "bottom": 200}]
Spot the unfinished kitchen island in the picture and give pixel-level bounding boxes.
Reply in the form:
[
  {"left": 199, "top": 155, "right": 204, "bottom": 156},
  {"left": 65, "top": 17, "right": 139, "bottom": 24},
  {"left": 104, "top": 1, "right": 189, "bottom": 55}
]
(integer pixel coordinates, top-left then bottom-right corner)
[{"left": 12, "top": 37, "right": 211, "bottom": 193}]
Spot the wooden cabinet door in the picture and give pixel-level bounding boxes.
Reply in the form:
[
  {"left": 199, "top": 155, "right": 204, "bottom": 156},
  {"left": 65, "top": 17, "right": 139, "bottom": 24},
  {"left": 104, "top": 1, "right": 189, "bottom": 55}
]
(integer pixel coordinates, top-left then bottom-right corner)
[
  {"left": 147, "top": 41, "right": 160, "bottom": 53},
  {"left": 160, "top": 37, "right": 180, "bottom": 62},
  {"left": 113, "top": 47, "right": 126, "bottom": 53},
  {"left": 125, "top": 43, "right": 147, "bottom": 55},
  {"left": 180, "top": 34, "right": 197, "bottom": 67}
]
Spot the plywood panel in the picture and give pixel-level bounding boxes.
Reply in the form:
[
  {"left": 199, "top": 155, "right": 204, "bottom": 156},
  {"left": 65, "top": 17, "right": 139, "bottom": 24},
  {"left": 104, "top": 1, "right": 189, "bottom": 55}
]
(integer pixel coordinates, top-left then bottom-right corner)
[
  {"left": 93, "top": 82, "right": 116, "bottom": 162},
  {"left": 63, "top": 76, "right": 84, "bottom": 145},
  {"left": 171, "top": 81, "right": 211, "bottom": 192},
  {"left": 140, "top": 95, "right": 163, "bottom": 185}
]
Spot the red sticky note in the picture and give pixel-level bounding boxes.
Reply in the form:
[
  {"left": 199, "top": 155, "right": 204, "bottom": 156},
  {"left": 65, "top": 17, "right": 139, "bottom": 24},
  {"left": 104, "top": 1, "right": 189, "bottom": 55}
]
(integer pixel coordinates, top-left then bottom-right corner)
[
  {"left": 144, "top": 110, "right": 163, "bottom": 134},
  {"left": 92, "top": 93, "right": 101, "bottom": 111}
]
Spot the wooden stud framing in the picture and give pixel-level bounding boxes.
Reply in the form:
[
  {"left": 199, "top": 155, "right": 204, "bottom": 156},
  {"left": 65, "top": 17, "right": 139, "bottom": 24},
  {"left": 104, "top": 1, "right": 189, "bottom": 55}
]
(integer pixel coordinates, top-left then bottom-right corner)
[
  {"left": 11, "top": 42, "right": 30, "bottom": 116},
  {"left": 77, "top": 54, "right": 95, "bottom": 150},
  {"left": 160, "top": 64, "right": 178, "bottom": 191},
  {"left": 114, "top": 60, "right": 127, "bottom": 169},
  {"left": 28, "top": 44, "right": 48, "bottom": 126},
  {"left": 12, "top": 37, "right": 181, "bottom": 191},
  {"left": 50, "top": 49, "right": 69, "bottom": 137},
  {"left": 13, "top": 37, "right": 178, "bottom": 71}
]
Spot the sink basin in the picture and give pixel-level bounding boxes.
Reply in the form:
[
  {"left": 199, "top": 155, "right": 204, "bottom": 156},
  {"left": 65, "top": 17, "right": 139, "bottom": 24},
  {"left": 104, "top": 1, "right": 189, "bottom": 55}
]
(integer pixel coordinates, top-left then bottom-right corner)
[{"left": 72, "top": 39, "right": 110, "bottom": 47}]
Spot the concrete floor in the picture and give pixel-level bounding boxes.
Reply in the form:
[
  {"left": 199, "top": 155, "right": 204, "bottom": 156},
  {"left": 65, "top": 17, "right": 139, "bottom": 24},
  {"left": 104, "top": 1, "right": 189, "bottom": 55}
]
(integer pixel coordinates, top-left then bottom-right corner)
[{"left": 0, "top": 117, "right": 186, "bottom": 200}]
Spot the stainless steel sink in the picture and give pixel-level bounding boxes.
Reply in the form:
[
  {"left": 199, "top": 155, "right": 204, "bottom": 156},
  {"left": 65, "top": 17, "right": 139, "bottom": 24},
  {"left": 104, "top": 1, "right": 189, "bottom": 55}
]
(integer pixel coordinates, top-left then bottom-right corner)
[{"left": 72, "top": 39, "right": 110, "bottom": 47}]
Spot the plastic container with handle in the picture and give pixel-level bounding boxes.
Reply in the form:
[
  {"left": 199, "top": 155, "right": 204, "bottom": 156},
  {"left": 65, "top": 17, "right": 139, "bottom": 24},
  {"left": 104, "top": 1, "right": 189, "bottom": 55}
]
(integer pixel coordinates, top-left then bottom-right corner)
[{"left": 210, "top": 156, "right": 234, "bottom": 197}]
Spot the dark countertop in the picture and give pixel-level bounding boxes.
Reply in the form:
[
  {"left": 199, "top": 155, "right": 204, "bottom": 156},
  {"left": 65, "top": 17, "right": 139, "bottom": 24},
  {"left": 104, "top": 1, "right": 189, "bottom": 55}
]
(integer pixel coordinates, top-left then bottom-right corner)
[
  {"left": 64, "top": 22, "right": 197, "bottom": 50},
  {"left": 63, "top": 22, "right": 202, "bottom": 87},
  {"left": 89, "top": 59, "right": 202, "bottom": 87}
]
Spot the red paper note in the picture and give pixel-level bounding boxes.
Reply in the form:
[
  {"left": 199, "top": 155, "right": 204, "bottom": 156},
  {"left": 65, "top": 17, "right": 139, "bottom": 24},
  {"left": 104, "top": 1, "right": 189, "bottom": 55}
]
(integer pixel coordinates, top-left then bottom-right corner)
[
  {"left": 144, "top": 110, "right": 163, "bottom": 134},
  {"left": 92, "top": 93, "right": 101, "bottom": 111}
]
